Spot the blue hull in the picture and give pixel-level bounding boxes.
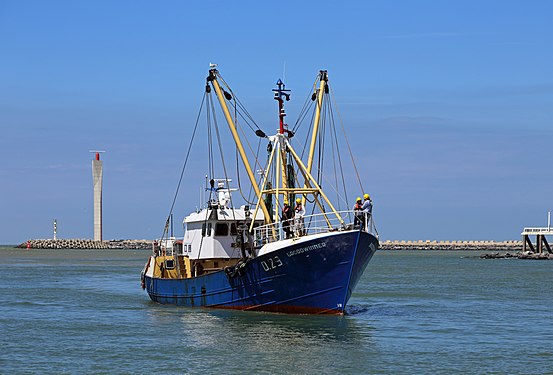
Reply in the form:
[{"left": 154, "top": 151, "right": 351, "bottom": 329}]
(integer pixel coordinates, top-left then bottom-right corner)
[{"left": 144, "top": 230, "right": 378, "bottom": 314}]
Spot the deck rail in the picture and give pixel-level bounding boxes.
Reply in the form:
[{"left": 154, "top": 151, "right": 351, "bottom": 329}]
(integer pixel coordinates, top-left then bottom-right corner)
[
  {"left": 521, "top": 227, "right": 553, "bottom": 235},
  {"left": 254, "top": 210, "right": 377, "bottom": 246}
]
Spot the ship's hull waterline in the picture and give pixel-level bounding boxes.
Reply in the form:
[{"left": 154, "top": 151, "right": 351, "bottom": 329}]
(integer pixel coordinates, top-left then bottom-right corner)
[{"left": 144, "top": 230, "right": 378, "bottom": 314}]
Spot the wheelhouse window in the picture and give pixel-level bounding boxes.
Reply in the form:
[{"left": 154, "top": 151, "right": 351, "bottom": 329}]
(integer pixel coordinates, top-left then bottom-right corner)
[
  {"left": 202, "top": 223, "right": 213, "bottom": 237},
  {"left": 215, "top": 222, "right": 229, "bottom": 236},
  {"left": 230, "top": 223, "right": 238, "bottom": 236}
]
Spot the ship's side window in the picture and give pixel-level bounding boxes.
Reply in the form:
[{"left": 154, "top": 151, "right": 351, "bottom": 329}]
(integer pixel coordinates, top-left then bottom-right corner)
[
  {"left": 230, "top": 223, "right": 237, "bottom": 236},
  {"left": 202, "top": 223, "right": 206, "bottom": 236},
  {"left": 215, "top": 222, "right": 229, "bottom": 236}
]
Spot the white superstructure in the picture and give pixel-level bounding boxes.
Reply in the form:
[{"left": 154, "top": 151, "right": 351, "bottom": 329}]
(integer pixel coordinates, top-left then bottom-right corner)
[{"left": 179, "top": 181, "right": 265, "bottom": 260}]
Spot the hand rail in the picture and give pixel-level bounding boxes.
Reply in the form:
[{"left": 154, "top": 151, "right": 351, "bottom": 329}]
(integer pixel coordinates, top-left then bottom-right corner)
[{"left": 253, "top": 210, "right": 377, "bottom": 246}]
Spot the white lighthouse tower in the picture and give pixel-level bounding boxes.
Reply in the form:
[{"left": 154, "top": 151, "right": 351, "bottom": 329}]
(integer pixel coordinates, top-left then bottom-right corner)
[{"left": 91, "top": 151, "right": 105, "bottom": 241}]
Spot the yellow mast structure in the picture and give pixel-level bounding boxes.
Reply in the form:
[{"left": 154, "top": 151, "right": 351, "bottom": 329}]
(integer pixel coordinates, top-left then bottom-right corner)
[
  {"left": 210, "top": 68, "right": 344, "bottom": 237},
  {"left": 303, "top": 70, "right": 328, "bottom": 206},
  {"left": 208, "top": 69, "right": 273, "bottom": 225},
  {"left": 256, "top": 71, "right": 344, "bottom": 229}
]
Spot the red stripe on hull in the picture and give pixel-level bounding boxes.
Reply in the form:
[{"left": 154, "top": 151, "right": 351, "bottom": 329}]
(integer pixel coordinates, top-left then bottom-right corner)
[{"left": 214, "top": 304, "right": 344, "bottom": 315}]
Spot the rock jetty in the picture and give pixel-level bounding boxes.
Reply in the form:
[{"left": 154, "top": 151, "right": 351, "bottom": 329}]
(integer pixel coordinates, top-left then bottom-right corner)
[
  {"left": 480, "top": 251, "right": 553, "bottom": 260},
  {"left": 17, "top": 239, "right": 153, "bottom": 250},
  {"left": 379, "top": 240, "right": 522, "bottom": 251}
]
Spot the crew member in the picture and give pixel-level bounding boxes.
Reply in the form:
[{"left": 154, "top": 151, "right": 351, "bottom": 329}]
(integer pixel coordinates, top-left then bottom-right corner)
[
  {"left": 281, "top": 202, "right": 294, "bottom": 239},
  {"left": 361, "top": 193, "right": 373, "bottom": 230},
  {"left": 294, "top": 198, "right": 305, "bottom": 236},
  {"left": 353, "top": 197, "right": 363, "bottom": 228}
]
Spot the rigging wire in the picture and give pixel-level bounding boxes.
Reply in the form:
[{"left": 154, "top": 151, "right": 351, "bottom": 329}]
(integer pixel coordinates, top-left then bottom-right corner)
[
  {"left": 160, "top": 91, "right": 206, "bottom": 240},
  {"left": 329, "top": 100, "right": 341, "bottom": 210},
  {"left": 196, "top": 92, "right": 218, "bottom": 261},
  {"left": 212, "top": 98, "right": 243, "bottom": 257},
  {"left": 235, "top": 137, "right": 263, "bottom": 205},
  {"left": 216, "top": 71, "right": 265, "bottom": 134},
  {"left": 292, "top": 72, "right": 321, "bottom": 133},
  {"left": 328, "top": 95, "right": 351, "bottom": 212},
  {"left": 329, "top": 84, "right": 364, "bottom": 194},
  {"left": 198, "top": 91, "right": 241, "bottom": 260}
]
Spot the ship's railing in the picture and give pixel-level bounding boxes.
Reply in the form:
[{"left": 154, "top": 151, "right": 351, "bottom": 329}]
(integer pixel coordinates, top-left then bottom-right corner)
[{"left": 253, "top": 210, "right": 377, "bottom": 246}]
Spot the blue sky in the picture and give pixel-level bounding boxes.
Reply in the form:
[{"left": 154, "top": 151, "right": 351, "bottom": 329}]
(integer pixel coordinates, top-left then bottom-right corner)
[{"left": 1, "top": 0, "right": 552, "bottom": 244}]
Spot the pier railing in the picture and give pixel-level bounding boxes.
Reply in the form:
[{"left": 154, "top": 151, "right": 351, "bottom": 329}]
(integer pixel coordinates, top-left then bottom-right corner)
[
  {"left": 253, "top": 210, "right": 377, "bottom": 246},
  {"left": 521, "top": 227, "right": 553, "bottom": 235}
]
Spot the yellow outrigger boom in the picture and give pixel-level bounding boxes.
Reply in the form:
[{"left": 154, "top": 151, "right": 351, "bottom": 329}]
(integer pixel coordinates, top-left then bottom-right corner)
[
  {"left": 208, "top": 69, "right": 273, "bottom": 226},
  {"left": 303, "top": 70, "right": 328, "bottom": 206}
]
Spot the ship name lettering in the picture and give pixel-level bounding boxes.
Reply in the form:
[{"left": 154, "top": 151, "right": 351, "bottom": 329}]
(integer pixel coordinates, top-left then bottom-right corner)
[{"left": 286, "top": 242, "right": 327, "bottom": 257}]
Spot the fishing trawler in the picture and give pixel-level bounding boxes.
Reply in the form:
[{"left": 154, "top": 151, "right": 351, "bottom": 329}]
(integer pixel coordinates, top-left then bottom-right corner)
[{"left": 141, "top": 67, "right": 379, "bottom": 314}]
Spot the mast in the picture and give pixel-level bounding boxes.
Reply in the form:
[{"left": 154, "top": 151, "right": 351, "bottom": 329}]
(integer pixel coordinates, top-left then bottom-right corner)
[
  {"left": 207, "top": 68, "right": 273, "bottom": 224},
  {"left": 273, "top": 79, "right": 291, "bottom": 203},
  {"left": 303, "top": 70, "right": 328, "bottom": 205},
  {"left": 260, "top": 74, "right": 344, "bottom": 228}
]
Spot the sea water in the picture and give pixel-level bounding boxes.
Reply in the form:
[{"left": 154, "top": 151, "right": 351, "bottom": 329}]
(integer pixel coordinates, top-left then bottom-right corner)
[{"left": 0, "top": 247, "right": 551, "bottom": 374}]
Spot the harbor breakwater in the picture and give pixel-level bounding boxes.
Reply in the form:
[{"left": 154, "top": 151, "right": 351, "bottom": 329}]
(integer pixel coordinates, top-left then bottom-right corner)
[
  {"left": 17, "top": 239, "right": 153, "bottom": 250},
  {"left": 379, "top": 240, "right": 553, "bottom": 259},
  {"left": 16, "top": 239, "right": 524, "bottom": 251},
  {"left": 379, "top": 240, "right": 522, "bottom": 251}
]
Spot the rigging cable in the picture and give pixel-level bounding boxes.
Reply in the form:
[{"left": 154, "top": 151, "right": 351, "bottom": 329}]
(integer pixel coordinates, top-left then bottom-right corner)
[
  {"left": 329, "top": 85, "right": 364, "bottom": 194},
  {"left": 295, "top": 102, "right": 317, "bottom": 204},
  {"left": 329, "top": 99, "right": 341, "bottom": 210},
  {"left": 160, "top": 91, "right": 206, "bottom": 241},
  {"left": 210, "top": 95, "right": 242, "bottom": 257},
  {"left": 292, "top": 72, "right": 321, "bottom": 133},
  {"left": 196, "top": 92, "right": 218, "bottom": 261},
  {"left": 328, "top": 95, "right": 350, "bottom": 213},
  {"left": 216, "top": 71, "right": 269, "bottom": 194},
  {"left": 216, "top": 71, "right": 265, "bottom": 134}
]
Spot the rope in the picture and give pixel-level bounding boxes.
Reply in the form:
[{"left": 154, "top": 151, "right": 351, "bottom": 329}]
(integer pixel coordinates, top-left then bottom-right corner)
[
  {"left": 292, "top": 72, "right": 320, "bottom": 133},
  {"left": 211, "top": 90, "right": 242, "bottom": 257},
  {"left": 329, "top": 84, "right": 364, "bottom": 193},
  {"left": 160, "top": 91, "right": 206, "bottom": 241},
  {"left": 216, "top": 71, "right": 265, "bottom": 134},
  {"left": 329, "top": 101, "right": 350, "bottom": 213}
]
